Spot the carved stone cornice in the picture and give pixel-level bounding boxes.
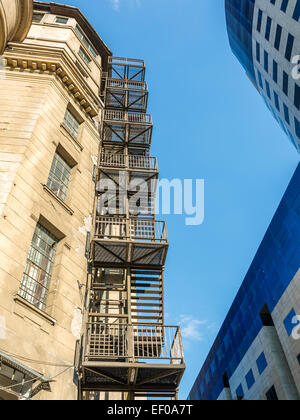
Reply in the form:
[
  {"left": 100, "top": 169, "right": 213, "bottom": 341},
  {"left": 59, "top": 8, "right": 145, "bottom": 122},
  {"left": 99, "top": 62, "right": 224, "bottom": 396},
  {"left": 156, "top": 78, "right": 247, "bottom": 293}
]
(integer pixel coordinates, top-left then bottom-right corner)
[{"left": 3, "top": 45, "right": 101, "bottom": 117}]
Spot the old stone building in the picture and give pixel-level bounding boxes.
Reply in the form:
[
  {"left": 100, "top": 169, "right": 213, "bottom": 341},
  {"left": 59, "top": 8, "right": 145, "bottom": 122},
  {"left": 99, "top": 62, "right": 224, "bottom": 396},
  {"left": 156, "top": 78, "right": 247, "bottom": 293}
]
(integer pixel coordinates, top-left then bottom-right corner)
[
  {"left": 0, "top": 0, "right": 33, "bottom": 55},
  {"left": 0, "top": 1, "right": 111, "bottom": 400}
]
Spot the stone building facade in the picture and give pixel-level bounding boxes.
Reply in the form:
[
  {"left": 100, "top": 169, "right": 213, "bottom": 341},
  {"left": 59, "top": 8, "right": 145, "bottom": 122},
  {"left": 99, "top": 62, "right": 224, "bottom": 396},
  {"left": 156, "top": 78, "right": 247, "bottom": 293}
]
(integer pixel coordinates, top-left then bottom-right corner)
[{"left": 0, "top": 1, "right": 111, "bottom": 400}]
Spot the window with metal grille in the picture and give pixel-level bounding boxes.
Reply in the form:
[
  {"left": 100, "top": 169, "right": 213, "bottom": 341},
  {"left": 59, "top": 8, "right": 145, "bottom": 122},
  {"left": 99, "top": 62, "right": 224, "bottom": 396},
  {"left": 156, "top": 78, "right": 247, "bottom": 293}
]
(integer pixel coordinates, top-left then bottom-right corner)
[
  {"left": 63, "top": 108, "right": 80, "bottom": 139},
  {"left": 75, "top": 25, "right": 98, "bottom": 58},
  {"left": 47, "top": 152, "right": 72, "bottom": 202},
  {"left": 78, "top": 46, "right": 91, "bottom": 66},
  {"left": 19, "top": 224, "right": 57, "bottom": 312}
]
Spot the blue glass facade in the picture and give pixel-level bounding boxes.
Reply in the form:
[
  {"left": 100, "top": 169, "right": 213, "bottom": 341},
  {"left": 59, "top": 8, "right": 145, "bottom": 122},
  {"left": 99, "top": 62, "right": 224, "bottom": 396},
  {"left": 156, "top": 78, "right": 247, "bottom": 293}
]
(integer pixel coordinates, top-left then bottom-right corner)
[
  {"left": 189, "top": 163, "right": 300, "bottom": 400},
  {"left": 225, "top": 0, "right": 256, "bottom": 84},
  {"left": 225, "top": 0, "right": 300, "bottom": 153}
]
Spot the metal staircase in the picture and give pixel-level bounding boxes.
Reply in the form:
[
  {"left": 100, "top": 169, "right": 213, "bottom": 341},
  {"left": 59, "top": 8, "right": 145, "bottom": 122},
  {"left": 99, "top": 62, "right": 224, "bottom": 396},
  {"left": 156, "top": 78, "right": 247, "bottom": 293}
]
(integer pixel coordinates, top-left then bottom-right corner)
[{"left": 77, "top": 57, "right": 185, "bottom": 400}]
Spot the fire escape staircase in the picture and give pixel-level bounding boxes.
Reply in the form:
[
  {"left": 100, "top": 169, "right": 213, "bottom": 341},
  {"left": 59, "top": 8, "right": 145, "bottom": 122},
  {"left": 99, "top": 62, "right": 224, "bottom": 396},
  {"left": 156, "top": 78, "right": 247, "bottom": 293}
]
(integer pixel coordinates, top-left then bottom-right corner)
[{"left": 77, "top": 57, "right": 185, "bottom": 400}]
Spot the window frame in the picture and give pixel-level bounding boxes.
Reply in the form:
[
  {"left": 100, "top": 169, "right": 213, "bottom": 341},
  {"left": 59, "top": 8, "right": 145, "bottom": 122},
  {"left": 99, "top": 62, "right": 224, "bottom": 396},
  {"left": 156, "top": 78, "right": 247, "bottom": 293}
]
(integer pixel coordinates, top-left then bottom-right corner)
[
  {"left": 46, "top": 152, "right": 73, "bottom": 203},
  {"left": 18, "top": 224, "right": 58, "bottom": 312},
  {"left": 62, "top": 107, "right": 81, "bottom": 139},
  {"left": 55, "top": 16, "right": 69, "bottom": 25},
  {"left": 32, "top": 12, "right": 44, "bottom": 23}
]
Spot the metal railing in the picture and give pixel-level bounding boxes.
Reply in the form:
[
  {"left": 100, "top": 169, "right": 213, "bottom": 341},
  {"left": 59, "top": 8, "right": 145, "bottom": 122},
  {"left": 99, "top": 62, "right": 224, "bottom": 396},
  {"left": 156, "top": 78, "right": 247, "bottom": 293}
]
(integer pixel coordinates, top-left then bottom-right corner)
[
  {"left": 94, "top": 217, "right": 168, "bottom": 243},
  {"left": 108, "top": 57, "right": 145, "bottom": 66},
  {"left": 99, "top": 153, "right": 126, "bottom": 168},
  {"left": 84, "top": 324, "right": 184, "bottom": 364},
  {"left": 85, "top": 322, "right": 128, "bottom": 359},
  {"left": 104, "top": 110, "right": 152, "bottom": 124},
  {"left": 100, "top": 153, "right": 157, "bottom": 171},
  {"left": 106, "top": 78, "right": 147, "bottom": 91}
]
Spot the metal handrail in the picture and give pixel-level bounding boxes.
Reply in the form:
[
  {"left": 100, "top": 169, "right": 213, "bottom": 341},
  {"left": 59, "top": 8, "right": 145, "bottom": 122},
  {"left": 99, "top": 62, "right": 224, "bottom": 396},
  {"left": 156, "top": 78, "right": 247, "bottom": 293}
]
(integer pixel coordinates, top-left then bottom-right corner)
[
  {"left": 109, "top": 57, "right": 145, "bottom": 66},
  {"left": 104, "top": 110, "right": 152, "bottom": 124},
  {"left": 94, "top": 217, "right": 168, "bottom": 243},
  {"left": 99, "top": 153, "right": 157, "bottom": 171},
  {"left": 84, "top": 324, "right": 184, "bottom": 364},
  {"left": 106, "top": 78, "right": 147, "bottom": 90}
]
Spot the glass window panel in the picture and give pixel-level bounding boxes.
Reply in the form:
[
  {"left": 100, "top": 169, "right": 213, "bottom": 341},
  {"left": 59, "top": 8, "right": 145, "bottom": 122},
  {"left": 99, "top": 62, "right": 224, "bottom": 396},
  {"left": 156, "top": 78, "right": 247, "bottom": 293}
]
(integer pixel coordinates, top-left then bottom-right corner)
[
  {"left": 47, "top": 152, "right": 72, "bottom": 202},
  {"left": 19, "top": 224, "right": 57, "bottom": 311}
]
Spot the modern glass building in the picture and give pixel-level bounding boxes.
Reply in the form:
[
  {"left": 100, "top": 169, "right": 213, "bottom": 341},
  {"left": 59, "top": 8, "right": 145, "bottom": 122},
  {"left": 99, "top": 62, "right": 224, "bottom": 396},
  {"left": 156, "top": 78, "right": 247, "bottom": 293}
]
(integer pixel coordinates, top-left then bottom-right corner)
[
  {"left": 189, "top": 163, "right": 300, "bottom": 400},
  {"left": 225, "top": 0, "right": 300, "bottom": 152}
]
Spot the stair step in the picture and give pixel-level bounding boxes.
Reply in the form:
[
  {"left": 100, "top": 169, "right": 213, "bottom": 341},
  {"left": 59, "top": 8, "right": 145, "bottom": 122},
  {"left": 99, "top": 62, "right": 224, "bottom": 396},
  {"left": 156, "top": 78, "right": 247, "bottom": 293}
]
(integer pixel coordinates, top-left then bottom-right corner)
[
  {"left": 131, "top": 290, "right": 161, "bottom": 294},
  {"left": 131, "top": 309, "right": 162, "bottom": 314},
  {"left": 131, "top": 296, "right": 162, "bottom": 301},
  {"left": 131, "top": 271, "right": 162, "bottom": 276},
  {"left": 131, "top": 282, "right": 161, "bottom": 288}
]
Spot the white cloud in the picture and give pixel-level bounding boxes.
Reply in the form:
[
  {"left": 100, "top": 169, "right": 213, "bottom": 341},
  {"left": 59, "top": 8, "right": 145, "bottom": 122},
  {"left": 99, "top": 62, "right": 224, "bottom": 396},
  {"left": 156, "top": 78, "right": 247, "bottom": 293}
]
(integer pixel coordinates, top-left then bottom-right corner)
[
  {"left": 107, "top": 0, "right": 141, "bottom": 11},
  {"left": 109, "top": 0, "right": 120, "bottom": 11},
  {"left": 179, "top": 315, "right": 207, "bottom": 342}
]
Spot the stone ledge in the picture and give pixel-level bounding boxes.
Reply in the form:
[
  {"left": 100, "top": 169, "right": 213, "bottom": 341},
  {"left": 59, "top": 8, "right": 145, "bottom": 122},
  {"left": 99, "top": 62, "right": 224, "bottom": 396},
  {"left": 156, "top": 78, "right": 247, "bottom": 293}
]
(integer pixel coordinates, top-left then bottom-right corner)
[
  {"left": 42, "top": 184, "right": 74, "bottom": 216},
  {"left": 60, "top": 123, "right": 84, "bottom": 152},
  {"left": 13, "top": 295, "right": 56, "bottom": 326}
]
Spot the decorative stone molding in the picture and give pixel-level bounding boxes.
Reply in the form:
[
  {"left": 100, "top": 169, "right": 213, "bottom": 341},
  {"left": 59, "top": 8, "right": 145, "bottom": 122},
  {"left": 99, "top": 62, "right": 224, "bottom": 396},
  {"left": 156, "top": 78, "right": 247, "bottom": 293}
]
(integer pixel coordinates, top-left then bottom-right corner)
[
  {"left": 0, "top": 0, "right": 33, "bottom": 54},
  {"left": 3, "top": 53, "right": 99, "bottom": 117}
]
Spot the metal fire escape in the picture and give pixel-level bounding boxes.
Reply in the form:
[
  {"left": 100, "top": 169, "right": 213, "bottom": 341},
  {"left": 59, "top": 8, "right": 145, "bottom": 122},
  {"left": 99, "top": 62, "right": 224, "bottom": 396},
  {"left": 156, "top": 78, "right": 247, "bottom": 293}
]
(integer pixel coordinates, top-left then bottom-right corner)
[{"left": 77, "top": 57, "right": 185, "bottom": 400}]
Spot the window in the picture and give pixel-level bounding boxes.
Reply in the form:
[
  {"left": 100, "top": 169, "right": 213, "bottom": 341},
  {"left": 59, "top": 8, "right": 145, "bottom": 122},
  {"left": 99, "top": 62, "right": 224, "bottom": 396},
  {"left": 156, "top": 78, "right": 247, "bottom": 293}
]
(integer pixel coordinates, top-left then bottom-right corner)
[
  {"left": 283, "top": 71, "right": 289, "bottom": 95},
  {"left": 256, "top": 352, "right": 268, "bottom": 374},
  {"left": 292, "top": 0, "right": 300, "bottom": 21},
  {"left": 257, "top": 10, "right": 263, "bottom": 32},
  {"left": 246, "top": 369, "right": 255, "bottom": 390},
  {"left": 281, "top": 0, "right": 289, "bottom": 12},
  {"left": 47, "top": 152, "right": 72, "bottom": 202},
  {"left": 273, "top": 60, "right": 278, "bottom": 83},
  {"left": 19, "top": 224, "right": 57, "bottom": 312},
  {"left": 75, "top": 25, "right": 98, "bottom": 58},
  {"left": 63, "top": 108, "right": 80, "bottom": 139},
  {"left": 236, "top": 384, "right": 244, "bottom": 400},
  {"left": 79, "top": 46, "right": 91, "bottom": 66},
  {"left": 294, "top": 84, "right": 300, "bottom": 110},
  {"left": 274, "top": 25, "right": 282, "bottom": 50},
  {"left": 265, "top": 80, "right": 271, "bottom": 99},
  {"left": 284, "top": 308, "right": 299, "bottom": 336},
  {"left": 265, "top": 17, "right": 272, "bottom": 41},
  {"left": 274, "top": 92, "right": 280, "bottom": 111},
  {"left": 295, "top": 118, "right": 300, "bottom": 139},
  {"left": 285, "top": 34, "right": 294, "bottom": 61},
  {"left": 32, "top": 13, "right": 44, "bottom": 23},
  {"left": 56, "top": 16, "right": 68, "bottom": 24},
  {"left": 266, "top": 386, "right": 278, "bottom": 400},
  {"left": 264, "top": 51, "right": 269, "bottom": 72},
  {"left": 256, "top": 42, "right": 261, "bottom": 63},
  {"left": 283, "top": 103, "right": 290, "bottom": 124},
  {"left": 257, "top": 71, "right": 263, "bottom": 89}
]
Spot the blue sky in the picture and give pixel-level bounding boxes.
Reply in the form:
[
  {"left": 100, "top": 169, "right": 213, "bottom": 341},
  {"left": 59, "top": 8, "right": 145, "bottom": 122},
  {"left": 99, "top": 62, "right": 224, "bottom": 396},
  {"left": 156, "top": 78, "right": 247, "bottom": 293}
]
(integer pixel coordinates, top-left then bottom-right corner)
[{"left": 46, "top": 0, "right": 299, "bottom": 399}]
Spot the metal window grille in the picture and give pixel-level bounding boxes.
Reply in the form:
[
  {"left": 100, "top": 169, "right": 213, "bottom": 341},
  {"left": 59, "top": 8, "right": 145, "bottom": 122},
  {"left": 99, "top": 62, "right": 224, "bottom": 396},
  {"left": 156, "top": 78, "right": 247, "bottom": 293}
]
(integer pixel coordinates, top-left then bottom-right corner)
[
  {"left": 47, "top": 152, "right": 71, "bottom": 202},
  {"left": 19, "top": 224, "right": 57, "bottom": 312},
  {"left": 63, "top": 108, "right": 80, "bottom": 139},
  {"left": 79, "top": 47, "right": 91, "bottom": 65},
  {"left": 75, "top": 25, "right": 98, "bottom": 58}
]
